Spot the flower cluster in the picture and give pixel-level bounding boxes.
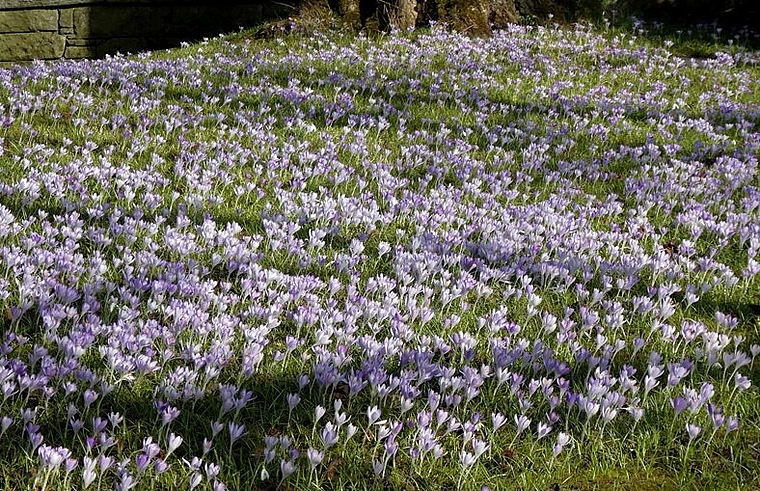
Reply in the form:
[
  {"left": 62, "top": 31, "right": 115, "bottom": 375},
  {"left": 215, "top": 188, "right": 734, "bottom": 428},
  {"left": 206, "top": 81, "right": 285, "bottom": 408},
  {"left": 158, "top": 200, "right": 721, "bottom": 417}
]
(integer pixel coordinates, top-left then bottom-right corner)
[{"left": 0, "top": 20, "right": 758, "bottom": 489}]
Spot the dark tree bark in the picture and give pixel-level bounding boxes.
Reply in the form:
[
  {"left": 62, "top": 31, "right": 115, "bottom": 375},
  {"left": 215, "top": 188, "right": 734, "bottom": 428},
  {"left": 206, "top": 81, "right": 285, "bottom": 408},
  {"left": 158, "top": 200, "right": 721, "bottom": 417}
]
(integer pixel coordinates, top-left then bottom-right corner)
[
  {"left": 489, "top": 0, "right": 519, "bottom": 28},
  {"left": 339, "top": 0, "right": 362, "bottom": 27},
  {"left": 513, "top": 0, "right": 571, "bottom": 22},
  {"left": 437, "top": 0, "right": 492, "bottom": 36},
  {"left": 334, "top": 0, "right": 524, "bottom": 34},
  {"left": 377, "top": 0, "right": 418, "bottom": 30}
]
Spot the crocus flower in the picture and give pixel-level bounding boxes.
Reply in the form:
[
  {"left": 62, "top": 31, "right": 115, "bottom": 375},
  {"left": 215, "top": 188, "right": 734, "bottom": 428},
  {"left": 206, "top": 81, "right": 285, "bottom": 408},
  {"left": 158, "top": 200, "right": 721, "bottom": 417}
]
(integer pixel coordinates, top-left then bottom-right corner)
[
  {"left": 166, "top": 433, "right": 183, "bottom": 457},
  {"left": 552, "top": 432, "right": 570, "bottom": 457},
  {"left": 686, "top": 423, "right": 701, "bottom": 442}
]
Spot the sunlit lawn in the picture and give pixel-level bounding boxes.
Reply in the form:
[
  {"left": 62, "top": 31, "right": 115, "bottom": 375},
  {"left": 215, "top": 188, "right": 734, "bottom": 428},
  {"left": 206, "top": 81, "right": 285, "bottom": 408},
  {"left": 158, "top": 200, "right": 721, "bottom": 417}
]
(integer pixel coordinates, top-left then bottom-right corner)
[{"left": 0, "top": 19, "right": 758, "bottom": 491}]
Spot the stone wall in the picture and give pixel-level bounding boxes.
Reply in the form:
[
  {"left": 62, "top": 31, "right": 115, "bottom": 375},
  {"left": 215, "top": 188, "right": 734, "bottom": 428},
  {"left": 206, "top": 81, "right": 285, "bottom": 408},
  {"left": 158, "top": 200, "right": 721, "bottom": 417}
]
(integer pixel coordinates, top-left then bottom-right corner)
[{"left": 0, "top": 0, "right": 294, "bottom": 63}]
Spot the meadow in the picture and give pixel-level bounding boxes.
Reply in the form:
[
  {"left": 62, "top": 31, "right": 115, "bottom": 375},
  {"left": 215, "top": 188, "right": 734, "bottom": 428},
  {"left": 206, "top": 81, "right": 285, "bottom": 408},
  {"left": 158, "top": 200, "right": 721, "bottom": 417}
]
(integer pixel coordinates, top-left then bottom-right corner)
[{"left": 0, "top": 18, "right": 758, "bottom": 491}]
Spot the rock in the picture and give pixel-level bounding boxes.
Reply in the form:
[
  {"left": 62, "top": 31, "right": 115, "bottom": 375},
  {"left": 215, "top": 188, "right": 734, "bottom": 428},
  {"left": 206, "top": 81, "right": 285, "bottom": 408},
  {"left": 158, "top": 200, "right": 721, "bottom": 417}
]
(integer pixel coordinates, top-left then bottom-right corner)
[
  {"left": 64, "top": 45, "right": 95, "bottom": 59},
  {"left": 0, "top": 9, "right": 58, "bottom": 32},
  {"left": 73, "top": 6, "right": 168, "bottom": 38},
  {"left": 59, "top": 8, "right": 73, "bottom": 29},
  {"left": 0, "top": 32, "right": 65, "bottom": 60}
]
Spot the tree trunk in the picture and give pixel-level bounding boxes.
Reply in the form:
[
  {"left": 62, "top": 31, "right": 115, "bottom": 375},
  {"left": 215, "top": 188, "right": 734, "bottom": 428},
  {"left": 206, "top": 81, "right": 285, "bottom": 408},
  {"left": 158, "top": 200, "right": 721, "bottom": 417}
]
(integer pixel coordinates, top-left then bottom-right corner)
[
  {"left": 438, "top": 0, "right": 491, "bottom": 36},
  {"left": 395, "top": 0, "right": 418, "bottom": 30},
  {"left": 513, "top": 0, "right": 571, "bottom": 23},
  {"left": 378, "top": 0, "right": 418, "bottom": 30},
  {"left": 416, "top": 0, "right": 438, "bottom": 25},
  {"left": 489, "top": 0, "right": 519, "bottom": 28},
  {"left": 336, "top": 0, "right": 522, "bottom": 33},
  {"left": 339, "top": 0, "right": 362, "bottom": 28}
]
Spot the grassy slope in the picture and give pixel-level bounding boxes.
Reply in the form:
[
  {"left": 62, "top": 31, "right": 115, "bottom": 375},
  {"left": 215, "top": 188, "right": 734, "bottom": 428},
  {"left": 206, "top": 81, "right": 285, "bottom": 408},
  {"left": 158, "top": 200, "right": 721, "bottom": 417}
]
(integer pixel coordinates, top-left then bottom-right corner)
[{"left": 0, "top": 18, "right": 758, "bottom": 491}]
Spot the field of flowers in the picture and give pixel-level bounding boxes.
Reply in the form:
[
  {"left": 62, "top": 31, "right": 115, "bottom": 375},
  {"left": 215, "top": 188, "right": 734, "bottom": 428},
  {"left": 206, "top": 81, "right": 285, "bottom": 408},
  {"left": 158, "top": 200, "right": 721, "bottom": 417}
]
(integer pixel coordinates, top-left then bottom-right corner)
[{"left": 0, "top": 20, "right": 758, "bottom": 490}]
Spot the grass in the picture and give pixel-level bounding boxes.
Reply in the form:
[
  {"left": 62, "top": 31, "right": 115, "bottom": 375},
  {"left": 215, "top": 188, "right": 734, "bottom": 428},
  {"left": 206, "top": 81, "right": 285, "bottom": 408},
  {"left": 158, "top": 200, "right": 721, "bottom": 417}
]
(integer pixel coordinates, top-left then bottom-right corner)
[{"left": 0, "top": 13, "right": 758, "bottom": 491}]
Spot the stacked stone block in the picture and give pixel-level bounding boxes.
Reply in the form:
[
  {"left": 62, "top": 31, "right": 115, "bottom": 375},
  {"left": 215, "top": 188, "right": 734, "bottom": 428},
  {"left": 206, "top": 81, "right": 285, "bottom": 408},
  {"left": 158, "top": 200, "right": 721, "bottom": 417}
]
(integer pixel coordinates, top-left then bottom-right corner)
[
  {"left": 0, "top": 1, "right": 286, "bottom": 63},
  {"left": 0, "top": 8, "right": 66, "bottom": 61}
]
